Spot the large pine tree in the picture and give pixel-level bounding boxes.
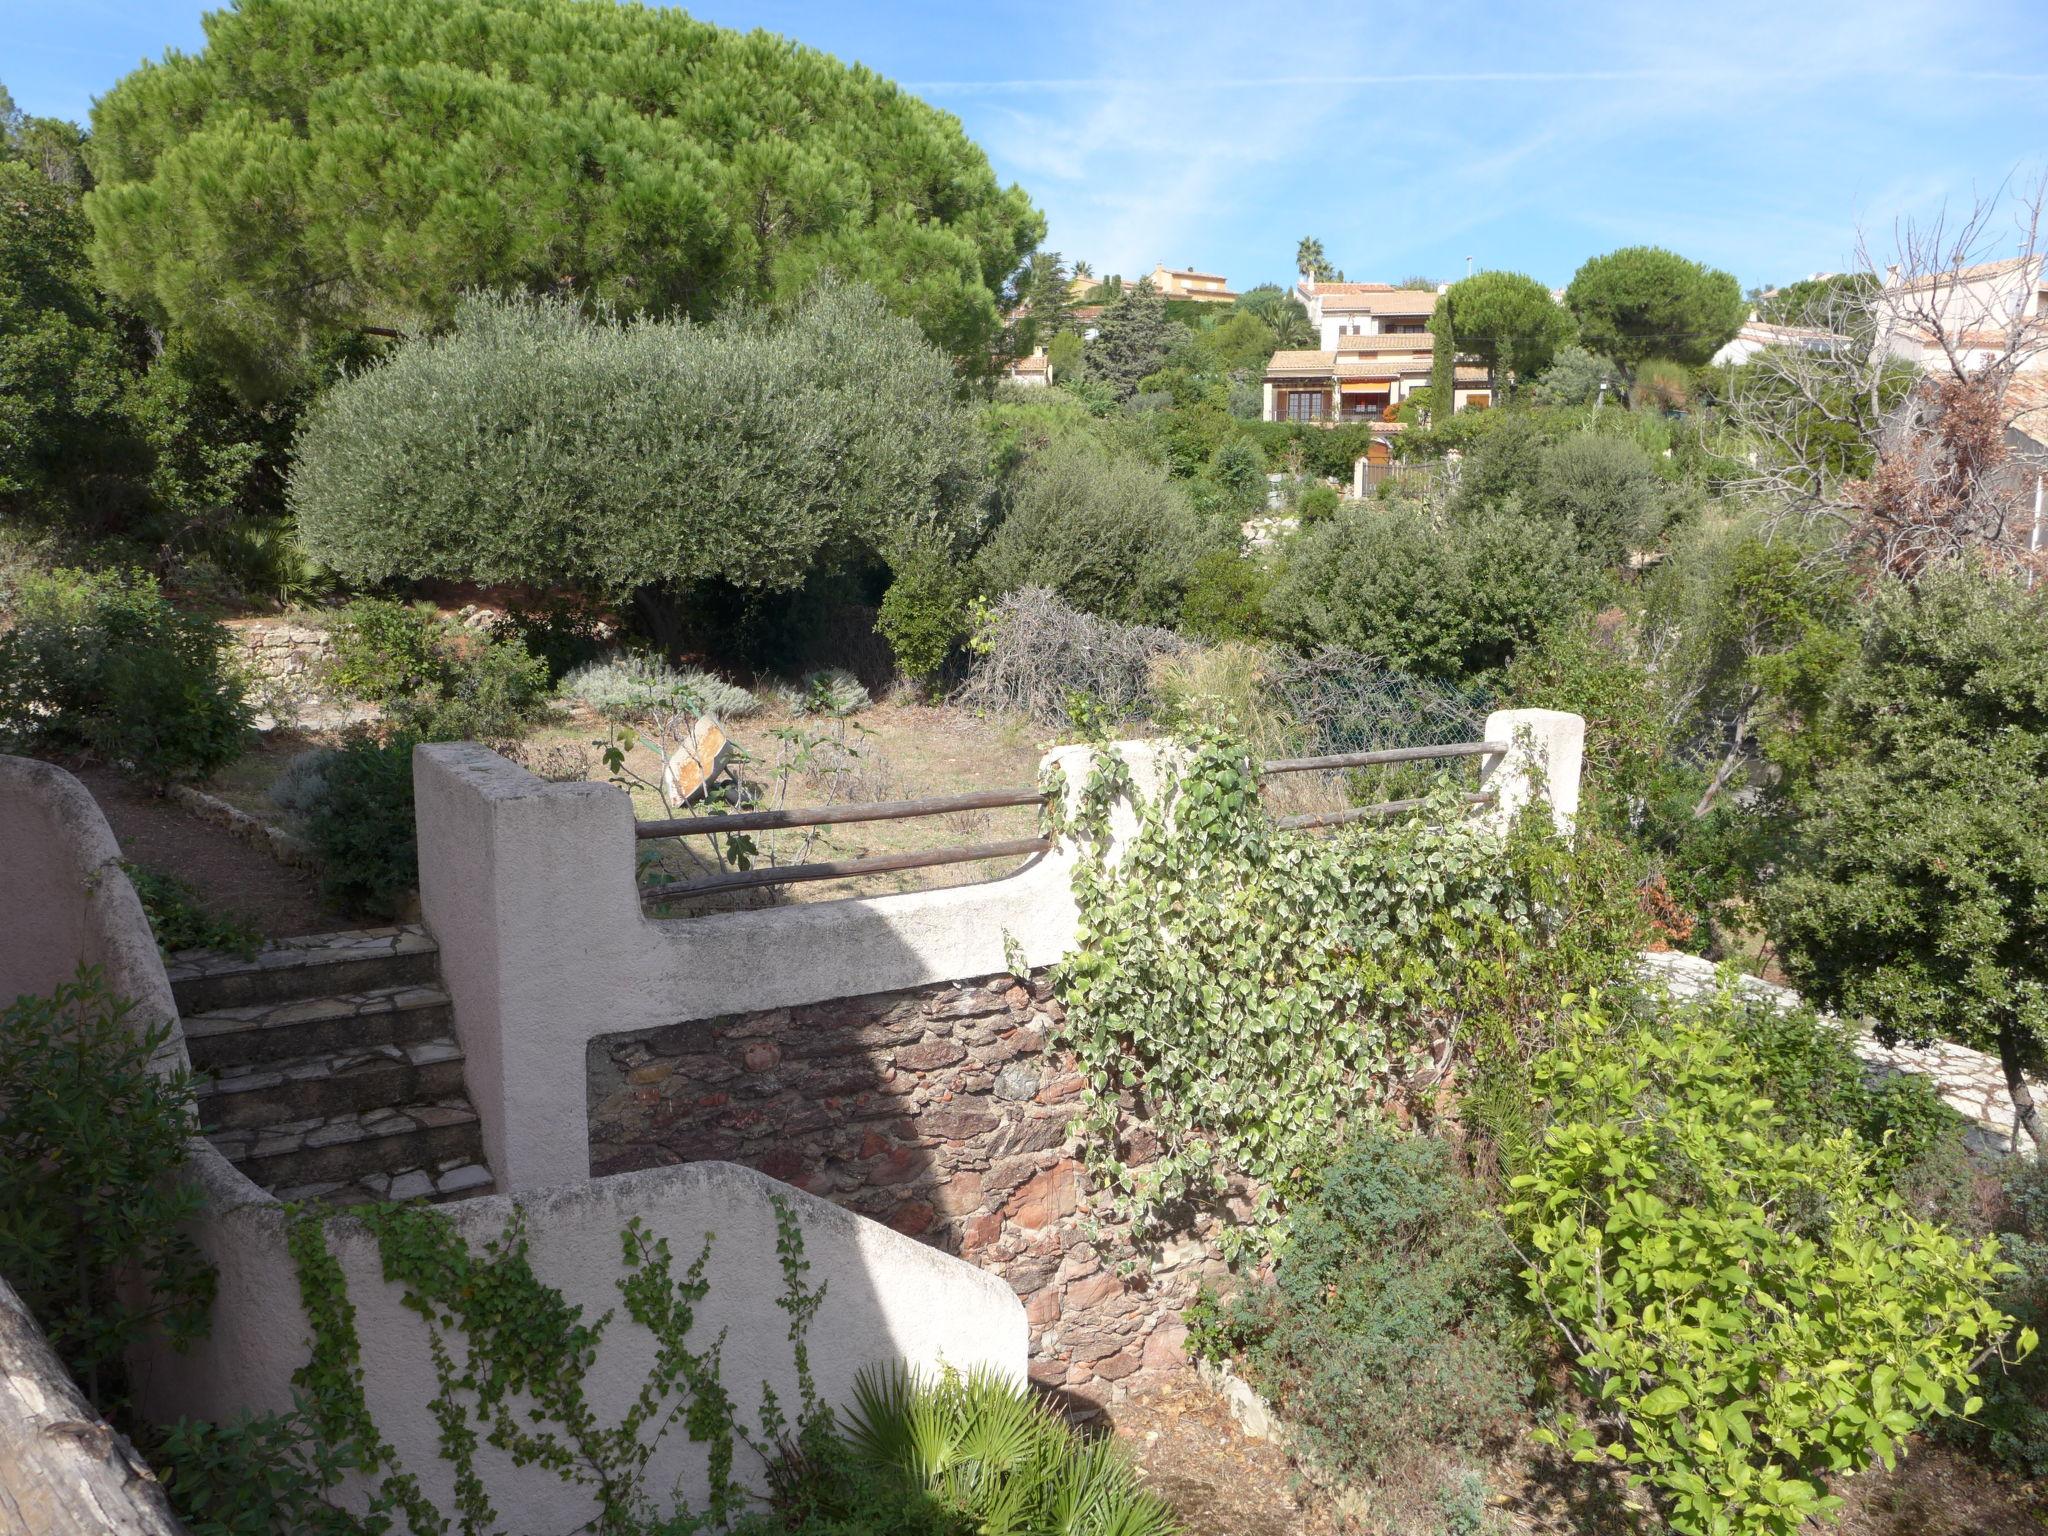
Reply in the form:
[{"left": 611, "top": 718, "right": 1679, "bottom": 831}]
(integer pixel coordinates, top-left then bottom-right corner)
[{"left": 84, "top": 0, "right": 1044, "bottom": 396}]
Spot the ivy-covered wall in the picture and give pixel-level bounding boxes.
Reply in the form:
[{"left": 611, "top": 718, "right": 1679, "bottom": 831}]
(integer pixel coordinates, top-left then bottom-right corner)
[{"left": 587, "top": 972, "right": 1234, "bottom": 1407}]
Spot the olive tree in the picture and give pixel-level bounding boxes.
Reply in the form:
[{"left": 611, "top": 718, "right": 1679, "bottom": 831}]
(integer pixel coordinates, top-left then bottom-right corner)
[
  {"left": 1764, "top": 567, "right": 2048, "bottom": 1150},
  {"left": 289, "top": 282, "right": 986, "bottom": 642}
]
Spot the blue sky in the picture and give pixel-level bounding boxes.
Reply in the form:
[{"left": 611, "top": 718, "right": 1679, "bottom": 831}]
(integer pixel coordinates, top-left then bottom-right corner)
[{"left": 5, "top": 0, "right": 2046, "bottom": 292}]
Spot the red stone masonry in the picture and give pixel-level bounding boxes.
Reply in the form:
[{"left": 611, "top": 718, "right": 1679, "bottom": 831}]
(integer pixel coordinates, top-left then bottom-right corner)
[{"left": 586, "top": 972, "right": 1229, "bottom": 1405}]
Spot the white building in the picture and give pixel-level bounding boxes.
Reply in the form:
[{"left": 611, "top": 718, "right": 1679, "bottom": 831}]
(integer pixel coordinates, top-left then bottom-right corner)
[{"left": 1877, "top": 255, "right": 2048, "bottom": 373}]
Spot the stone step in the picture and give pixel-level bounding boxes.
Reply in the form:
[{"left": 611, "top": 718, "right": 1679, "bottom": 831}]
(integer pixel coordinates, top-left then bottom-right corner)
[
  {"left": 182, "top": 983, "right": 454, "bottom": 1071},
  {"left": 167, "top": 926, "right": 439, "bottom": 1016},
  {"left": 208, "top": 1100, "right": 485, "bottom": 1192},
  {"left": 196, "top": 1038, "right": 469, "bottom": 1131},
  {"left": 272, "top": 1156, "right": 495, "bottom": 1208}
]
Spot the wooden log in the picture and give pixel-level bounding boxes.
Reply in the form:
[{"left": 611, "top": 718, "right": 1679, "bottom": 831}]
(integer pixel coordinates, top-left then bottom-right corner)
[
  {"left": 0, "top": 1278, "right": 187, "bottom": 1534},
  {"left": 642, "top": 836, "right": 1053, "bottom": 901},
  {"left": 635, "top": 786, "right": 1045, "bottom": 840}
]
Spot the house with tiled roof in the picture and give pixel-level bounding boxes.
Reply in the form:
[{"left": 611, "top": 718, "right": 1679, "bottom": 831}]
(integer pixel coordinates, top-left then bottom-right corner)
[
  {"left": 1877, "top": 254, "right": 2048, "bottom": 373},
  {"left": 1260, "top": 280, "right": 1493, "bottom": 448},
  {"left": 1003, "top": 348, "right": 1052, "bottom": 388},
  {"left": 1149, "top": 264, "right": 1238, "bottom": 303},
  {"left": 1712, "top": 318, "right": 1846, "bottom": 366}
]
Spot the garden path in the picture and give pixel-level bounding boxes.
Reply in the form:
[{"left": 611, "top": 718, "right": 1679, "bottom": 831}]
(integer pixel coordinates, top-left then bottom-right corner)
[{"left": 1638, "top": 951, "right": 2044, "bottom": 1157}]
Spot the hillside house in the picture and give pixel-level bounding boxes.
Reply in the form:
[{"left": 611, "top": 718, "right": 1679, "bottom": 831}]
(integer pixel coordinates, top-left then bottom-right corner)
[
  {"left": 1004, "top": 348, "right": 1052, "bottom": 388},
  {"left": 1878, "top": 255, "right": 2048, "bottom": 373},
  {"left": 1713, "top": 317, "right": 1845, "bottom": 366},
  {"left": 1261, "top": 281, "right": 1492, "bottom": 450},
  {"left": 1148, "top": 263, "right": 1238, "bottom": 302}
]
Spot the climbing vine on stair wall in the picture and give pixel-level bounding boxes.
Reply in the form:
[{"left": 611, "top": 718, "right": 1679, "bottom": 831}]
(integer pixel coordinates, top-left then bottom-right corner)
[{"left": 277, "top": 1194, "right": 828, "bottom": 1534}]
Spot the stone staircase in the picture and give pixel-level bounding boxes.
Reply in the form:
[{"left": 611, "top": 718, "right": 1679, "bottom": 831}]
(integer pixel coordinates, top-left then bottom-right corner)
[{"left": 165, "top": 925, "right": 493, "bottom": 1205}]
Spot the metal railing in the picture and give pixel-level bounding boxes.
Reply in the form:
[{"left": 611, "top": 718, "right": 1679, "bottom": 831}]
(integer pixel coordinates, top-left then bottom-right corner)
[{"left": 634, "top": 739, "right": 1507, "bottom": 903}]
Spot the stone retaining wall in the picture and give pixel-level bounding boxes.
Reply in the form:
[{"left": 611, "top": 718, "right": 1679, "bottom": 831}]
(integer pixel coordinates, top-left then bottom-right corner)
[{"left": 588, "top": 973, "right": 1232, "bottom": 1408}]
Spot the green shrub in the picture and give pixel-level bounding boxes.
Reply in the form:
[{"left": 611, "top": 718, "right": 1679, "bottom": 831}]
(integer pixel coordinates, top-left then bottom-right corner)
[
  {"left": 1967, "top": 1155, "right": 2048, "bottom": 1477},
  {"left": 0, "top": 969, "right": 215, "bottom": 1411},
  {"left": 298, "top": 733, "right": 420, "bottom": 918},
  {"left": 980, "top": 435, "right": 1218, "bottom": 625},
  {"left": 1197, "top": 1132, "right": 1533, "bottom": 1492},
  {"left": 794, "top": 669, "right": 871, "bottom": 718},
  {"left": 1514, "top": 992, "right": 2029, "bottom": 1536},
  {"left": 1295, "top": 482, "right": 1340, "bottom": 524},
  {"left": 1529, "top": 432, "right": 1664, "bottom": 565},
  {"left": 323, "top": 597, "right": 549, "bottom": 740},
  {"left": 489, "top": 603, "right": 609, "bottom": 685},
  {"left": 0, "top": 566, "right": 249, "bottom": 784},
  {"left": 875, "top": 550, "right": 970, "bottom": 693},
  {"left": 1178, "top": 550, "right": 1269, "bottom": 642},
  {"left": 155, "top": 1404, "right": 366, "bottom": 1536},
  {"left": 123, "top": 863, "right": 259, "bottom": 960},
  {"left": 1265, "top": 499, "right": 1594, "bottom": 680}
]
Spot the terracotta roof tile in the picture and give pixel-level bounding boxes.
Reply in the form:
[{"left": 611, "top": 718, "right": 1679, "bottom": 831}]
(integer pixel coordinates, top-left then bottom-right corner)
[
  {"left": 1320, "top": 290, "right": 1439, "bottom": 317},
  {"left": 1266, "top": 350, "right": 1337, "bottom": 375},
  {"left": 1335, "top": 334, "right": 1438, "bottom": 354}
]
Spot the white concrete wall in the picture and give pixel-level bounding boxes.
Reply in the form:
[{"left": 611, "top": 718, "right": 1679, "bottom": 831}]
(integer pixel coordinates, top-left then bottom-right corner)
[
  {"left": 1481, "top": 709, "right": 1585, "bottom": 837},
  {"left": 0, "top": 755, "right": 179, "bottom": 1045},
  {"left": 0, "top": 756, "right": 1026, "bottom": 1529},
  {"left": 415, "top": 741, "right": 1109, "bottom": 1191},
  {"left": 136, "top": 1154, "right": 1023, "bottom": 1530},
  {"left": 418, "top": 729, "right": 1580, "bottom": 1194}
]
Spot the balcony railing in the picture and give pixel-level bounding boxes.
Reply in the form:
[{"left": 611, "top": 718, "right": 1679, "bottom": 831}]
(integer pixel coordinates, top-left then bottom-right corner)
[{"left": 632, "top": 740, "right": 1507, "bottom": 902}]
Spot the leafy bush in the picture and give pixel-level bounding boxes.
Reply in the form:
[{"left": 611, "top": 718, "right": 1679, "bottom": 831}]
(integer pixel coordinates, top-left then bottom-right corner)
[
  {"left": 1295, "top": 482, "right": 1340, "bottom": 524},
  {"left": 124, "top": 863, "right": 259, "bottom": 960},
  {"left": 291, "top": 286, "right": 988, "bottom": 637},
  {"left": 1197, "top": 1132, "right": 1533, "bottom": 1492},
  {"left": 324, "top": 598, "right": 550, "bottom": 740},
  {"left": 1967, "top": 1155, "right": 2048, "bottom": 1476},
  {"left": 1054, "top": 740, "right": 1643, "bottom": 1239},
  {"left": 1763, "top": 567, "right": 2048, "bottom": 1151},
  {"left": 0, "top": 969, "right": 215, "bottom": 1410},
  {"left": 1178, "top": 550, "right": 1270, "bottom": 642},
  {"left": 155, "top": 1403, "right": 366, "bottom": 1536},
  {"left": 1514, "top": 992, "right": 2029, "bottom": 1536},
  {"left": 1529, "top": 432, "right": 1664, "bottom": 565},
  {"left": 836, "top": 1364, "right": 1177, "bottom": 1536},
  {"left": 559, "top": 655, "right": 759, "bottom": 722},
  {"left": 489, "top": 603, "right": 609, "bottom": 686},
  {"left": 980, "top": 435, "right": 1219, "bottom": 625},
  {"left": 295, "top": 733, "right": 420, "bottom": 918},
  {"left": 1265, "top": 500, "right": 1595, "bottom": 680},
  {"left": 875, "top": 550, "right": 971, "bottom": 693},
  {"left": 0, "top": 566, "right": 249, "bottom": 783}
]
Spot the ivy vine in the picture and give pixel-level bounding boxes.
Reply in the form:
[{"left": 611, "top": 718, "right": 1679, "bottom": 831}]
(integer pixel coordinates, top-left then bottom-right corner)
[
  {"left": 278, "top": 1191, "right": 830, "bottom": 1534},
  {"left": 1046, "top": 732, "right": 1638, "bottom": 1252}
]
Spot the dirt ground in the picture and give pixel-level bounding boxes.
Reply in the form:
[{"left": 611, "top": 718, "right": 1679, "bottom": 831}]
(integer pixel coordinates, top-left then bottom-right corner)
[
  {"left": 74, "top": 761, "right": 339, "bottom": 940},
  {"left": 1108, "top": 1374, "right": 2047, "bottom": 1536}
]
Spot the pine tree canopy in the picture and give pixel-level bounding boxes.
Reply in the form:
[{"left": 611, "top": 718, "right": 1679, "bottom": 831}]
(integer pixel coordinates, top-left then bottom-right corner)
[{"left": 84, "top": 0, "right": 1044, "bottom": 396}]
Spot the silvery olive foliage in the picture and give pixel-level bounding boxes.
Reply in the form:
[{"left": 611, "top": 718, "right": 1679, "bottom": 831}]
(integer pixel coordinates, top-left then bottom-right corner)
[{"left": 290, "top": 282, "right": 988, "bottom": 601}]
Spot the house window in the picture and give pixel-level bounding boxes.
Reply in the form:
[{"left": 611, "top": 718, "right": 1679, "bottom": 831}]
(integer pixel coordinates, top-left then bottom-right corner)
[
  {"left": 1383, "top": 320, "right": 1426, "bottom": 334},
  {"left": 1466, "top": 392, "right": 1491, "bottom": 411},
  {"left": 1284, "top": 389, "right": 1325, "bottom": 421}
]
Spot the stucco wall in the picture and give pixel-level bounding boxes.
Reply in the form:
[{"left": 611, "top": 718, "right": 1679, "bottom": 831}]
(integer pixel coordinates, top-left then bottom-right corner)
[
  {"left": 0, "top": 755, "right": 178, "bottom": 1045},
  {"left": 136, "top": 1154, "right": 1023, "bottom": 1529},
  {"left": 0, "top": 756, "right": 1025, "bottom": 1529},
  {"left": 419, "top": 721, "right": 1574, "bottom": 1198}
]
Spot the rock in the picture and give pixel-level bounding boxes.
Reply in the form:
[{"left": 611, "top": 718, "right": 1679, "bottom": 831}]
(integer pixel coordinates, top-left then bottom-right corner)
[{"left": 993, "top": 1062, "right": 1040, "bottom": 1101}]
